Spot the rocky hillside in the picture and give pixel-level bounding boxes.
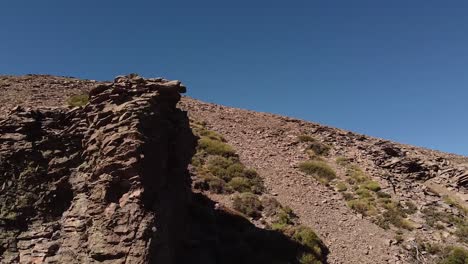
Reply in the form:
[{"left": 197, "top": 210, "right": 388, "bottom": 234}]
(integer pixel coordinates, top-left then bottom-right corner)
[{"left": 0, "top": 74, "right": 467, "bottom": 264}]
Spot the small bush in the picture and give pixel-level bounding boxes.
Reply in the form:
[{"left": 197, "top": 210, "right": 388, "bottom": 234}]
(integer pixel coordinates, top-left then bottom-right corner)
[
  {"left": 377, "top": 197, "right": 393, "bottom": 205},
  {"left": 228, "top": 177, "right": 252, "bottom": 193},
  {"left": 380, "top": 202, "right": 414, "bottom": 230},
  {"left": 308, "top": 141, "right": 331, "bottom": 156},
  {"left": 67, "top": 94, "right": 89, "bottom": 107},
  {"left": 347, "top": 166, "right": 368, "bottom": 184},
  {"left": 233, "top": 193, "right": 263, "bottom": 219},
  {"left": 198, "top": 129, "right": 225, "bottom": 142},
  {"left": 347, "top": 199, "right": 376, "bottom": 216},
  {"left": 363, "top": 181, "right": 381, "bottom": 192},
  {"left": 439, "top": 247, "right": 468, "bottom": 264},
  {"left": 196, "top": 173, "right": 228, "bottom": 194},
  {"left": 291, "top": 226, "right": 325, "bottom": 259},
  {"left": 336, "top": 182, "right": 348, "bottom": 192},
  {"left": 299, "top": 161, "right": 336, "bottom": 183},
  {"left": 421, "top": 206, "right": 462, "bottom": 227},
  {"left": 261, "top": 196, "right": 281, "bottom": 216},
  {"left": 356, "top": 187, "right": 373, "bottom": 198},
  {"left": 198, "top": 137, "right": 236, "bottom": 157},
  {"left": 298, "top": 135, "right": 315, "bottom": 142},
  {"left": 275, "top": 207, "right": 295, "bottom": 226},
  {"left": 226, "top": 163, "right": 246, "bottom": 179},
  {"left": 376, "top": 191, "right": 392, "bottom": 198},
  {"left": 342, "top": 192, "right": 355, "bottom": 201},
  {"left": 335, "top": 156, "right": 350, "bottom": 166},
  {"left": 298, "top": 253, "right": 321, "bottom": 264},
  {"left": 455, "top": 221, "right": 468, "bottom": 243},
  {"left": 402, "top": 201, "right": 418, "bottom": 215}
]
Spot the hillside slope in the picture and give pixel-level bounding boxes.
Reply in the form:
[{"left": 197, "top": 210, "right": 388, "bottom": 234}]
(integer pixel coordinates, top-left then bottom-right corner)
[
  {"left": 179, "top": 97, "right": 468, "bottom": 264},
  {"left": 0, "top": 74, "right": 467, "bottom": 264}
]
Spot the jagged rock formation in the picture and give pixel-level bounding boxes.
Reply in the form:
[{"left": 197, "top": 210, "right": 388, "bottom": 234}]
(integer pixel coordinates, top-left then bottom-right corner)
[{"left": 0, "top": 75, "right": 195, "bottom": 263}]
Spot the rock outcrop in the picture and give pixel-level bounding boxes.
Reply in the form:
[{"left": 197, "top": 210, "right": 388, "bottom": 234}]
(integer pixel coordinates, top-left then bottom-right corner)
[{"left": 0, "top": 75, "right": 196, "bottom": 263}]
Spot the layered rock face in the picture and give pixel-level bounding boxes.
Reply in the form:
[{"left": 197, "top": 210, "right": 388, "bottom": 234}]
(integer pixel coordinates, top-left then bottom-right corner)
[{"left": 0, "top": 75, "right": 196, "bottom": 263}]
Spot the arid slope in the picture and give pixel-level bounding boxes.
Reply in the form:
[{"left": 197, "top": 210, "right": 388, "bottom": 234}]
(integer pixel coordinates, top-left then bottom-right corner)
[{"left": 1, "top": 74, "right": 467, "bottom": 264}]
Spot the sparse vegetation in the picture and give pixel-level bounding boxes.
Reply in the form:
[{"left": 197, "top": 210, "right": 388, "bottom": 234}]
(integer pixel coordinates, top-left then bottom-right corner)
[
  {"left": 298, "top": 134, "right": 331, "bottom": 156},
  {"left": 308, "top": 141, "right": 331, "bottom": 156},
  {"left": 346, "top": 165, "right": 368, "bottom": 184},
  {"left": 335, "top": 156, "right": 350, "bottom": 166},
  {"left": 271, "top": 206, "right": 296, "bottom": 230},
  {"left": 438, "top": 247, "right": 468, "bottom": 264},
  {"left": 198, "top": 137, "right": 236, "bottom": 157},
  {"left": 421, "top": 206, "right": 463, "bottom": 228},
  {"left": 290, "top": 226, "right": 326, "bottom": 259},
  {"left": 299, "top": 160, "right": 336, "bottom": 184},
  {"left": 378, "top": 202, "right": 414, "bottom": 230},
  {"left": 336, "top": 182, "right": 348, "bottom": 192},
  {"left": 67, "top": 94, "right": 89, "bottom": 107},
  {"left": 455, "top": 221, "right": 468, "bottom": 243},
  {"left": 298, "top": 135, "right": 315, "bottom": 142},
  {"left": 233, "top": 192, "right": 263, "bottom": 219},
  {"left": 362, "top": 181, "right": 381, "bottom": 192},
  {"left": 191, "top": 124, "right": 264, "bottom": 195},
  {"left": 347, "top": 198, "right": 376, "bottom": 216},
  {"left": 336, "top": 162, "right": 418, "bottom": 231}
]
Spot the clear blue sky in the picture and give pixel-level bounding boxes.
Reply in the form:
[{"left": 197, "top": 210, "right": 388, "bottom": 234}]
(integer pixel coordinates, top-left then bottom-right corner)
[{"left": 1, "top": 1, "right": 467, "bottom": 155}]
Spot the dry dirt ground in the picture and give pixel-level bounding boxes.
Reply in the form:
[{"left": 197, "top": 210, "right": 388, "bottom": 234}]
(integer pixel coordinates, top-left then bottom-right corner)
[
  {"left": 180, "top": 97, "right": 468, "bottom": 264},
  {"left": 180, "top": 98, "right": 407, "bottom": 264}
]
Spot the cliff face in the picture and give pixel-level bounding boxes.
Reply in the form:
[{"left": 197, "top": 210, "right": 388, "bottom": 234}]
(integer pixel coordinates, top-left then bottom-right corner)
[{"left": 0, "top": 75, "right": 196, "bottom": 263}]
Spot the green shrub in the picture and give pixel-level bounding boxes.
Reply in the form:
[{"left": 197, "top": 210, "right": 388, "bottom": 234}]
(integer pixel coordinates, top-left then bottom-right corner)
[
  {"left": 308, "top": 141, "right": 331, "bottom": 156},
  {"left": 379, "top": 202, "right": 414, "bottom": 230},
  {"left": 455, "top": 221, "right": 468, "bottom": 243},
  {"left": 347, "top": 166, "right": 368, "bottom": 183},
  {"left": 335, "top": 156, "right": 350, "bottom": 166},
  {"left": 243, "top": 168, "right": 259, "bottom": 179},
  {"left": 299, "top": 253, "right": 321, "bottom": 264},
  {"left": 226, "top": 163, "right": 246, "bottom": 179},
  {"left": 197, "top": 173, "right": 228, "bottom": 193},
  {"left": 439, "top": 247, "right": 468, "bottom": 264},
  {"left": 299, "top": 161, "right": 336, "bottom": 183},
  {"left": 275, "top": 207, "right": 295, "bottom": 226},
  {"left": 198, "top": 137, "right": 236, "bottom": 157},
  {"left": 228, "top": 177, "right": 252, "bottom": 193},
  {"left": 198, "top": 129, "right": 225, "bottom": 142},
  {"left": 291, "top": 226, "right": 325, "bottom": 259},
  {"left": 336, "top": 182, "right": 348, "bottom": 192},
  {"left": 261, "top": 196, "right": 281, "bottom": 216},
  {"left": 377, "top": 197, "right": 393, "bottom": 205},
  {"left": 205, "top": 156, "right": 232, "bottom": 180},
  {"left": 356, "top": 187, "right": 373, "bottom": 198},
  {"left": 421, "top": 206, "right": 462, "bottom": 227},
  {"left": 363, "top": 181, "right": 381, "bottom": 192},
  {"left": 402, "top": 201, "right": 418, "bottom": 215},
  {"left": 298, "top": 135, "right": 315, "bottom": 142},
  {"left": 342, "top": 192, "right": 355, "bottom": 201},
  {"left": 233, "top": 193, "right": 263, "bottom": 219},
  {"left": 376, "top": 191, "right": 392, "bottom": 198},
  {"left": 347, "top": 199, "right": 376, "bottom": 216},
  {"left": 67, "top": 94, "right": 89, "bottom": 107},
  {"left": 298, "top": 135, "right": 330, "bottom": 156}
]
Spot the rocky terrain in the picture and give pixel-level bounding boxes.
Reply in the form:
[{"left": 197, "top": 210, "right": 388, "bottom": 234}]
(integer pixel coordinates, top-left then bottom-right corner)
[
  {"left": 0, "top": 74, "right": 467, "bottom": 263},
  {"left": 0, "top": 75, "right": 196, "bottom": 263}
]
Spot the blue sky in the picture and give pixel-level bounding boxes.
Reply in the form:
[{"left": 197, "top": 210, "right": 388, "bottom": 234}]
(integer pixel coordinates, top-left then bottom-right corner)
[{"left": 1, "top": 1, "right": 467, "bottom": 155}]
